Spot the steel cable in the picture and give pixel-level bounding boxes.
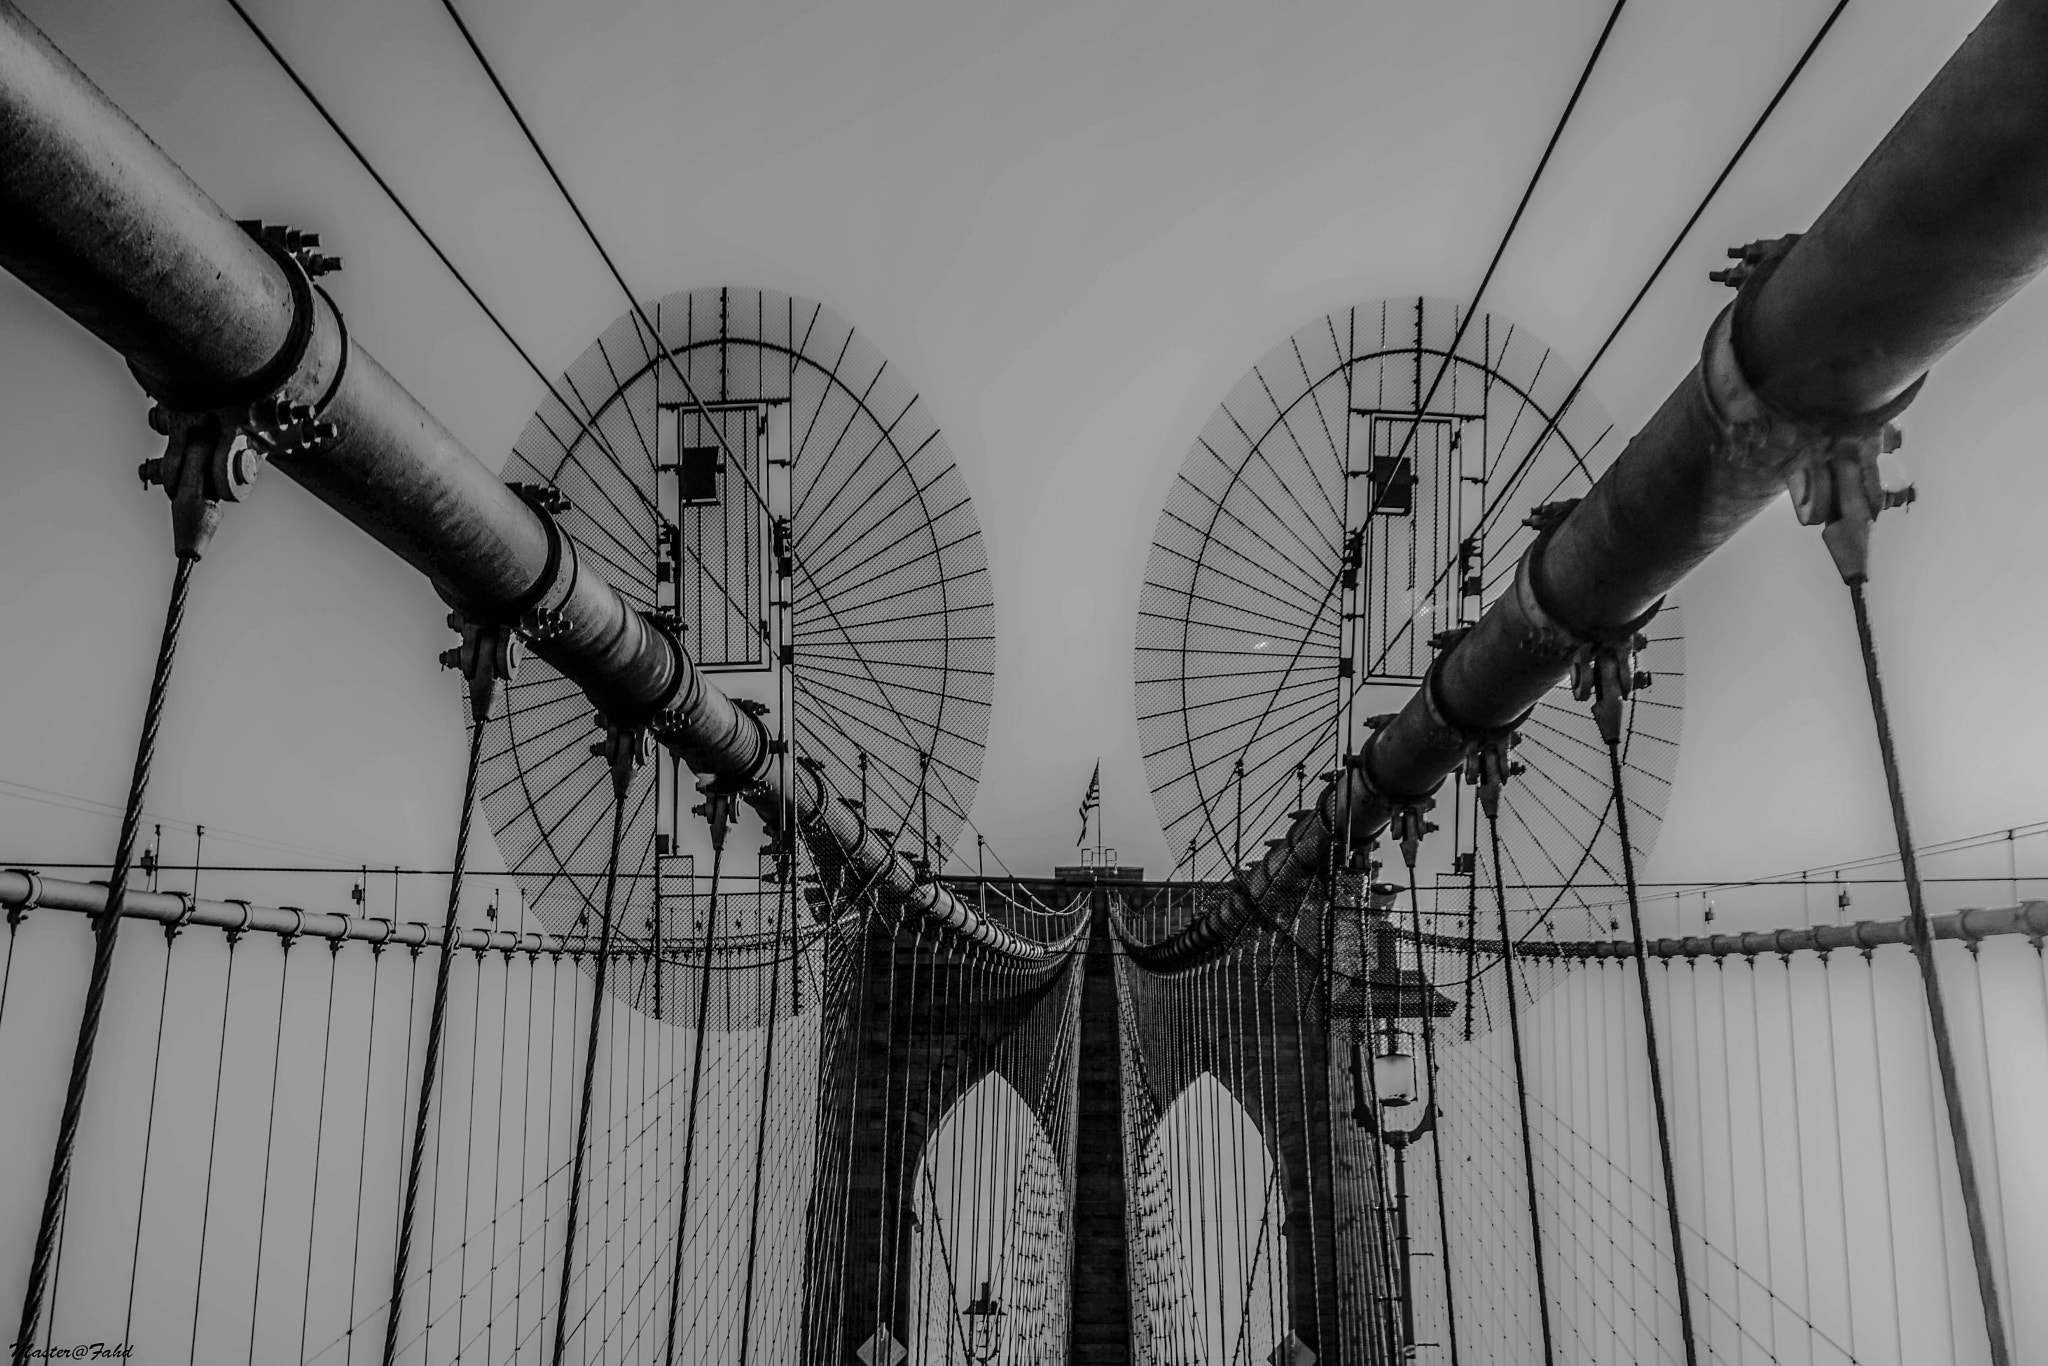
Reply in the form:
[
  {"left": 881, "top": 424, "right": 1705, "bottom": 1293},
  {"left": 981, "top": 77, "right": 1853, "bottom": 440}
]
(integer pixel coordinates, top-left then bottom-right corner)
[
  {"left": 1403, "top": 859, "right": 1464, "bottom": 1366},
  {"left": 1602, "top": 733, "right": 1702, "bottom": 1366},
  {"left": 547, "top": 770, "right": 632, "bottom": 1366},
  {"left": 1846, "top": 578, "right": 2012, "bottom": 1366},
  {"left": 13, "top": 554, "right": 197, "bottom": 1365},
  {"left": 379, "top": 707, "right": 492, "bottom": 1366},
  {"left": 660, "top": 837, "right": 723, "bottom": 1365},
  {"left": 1486, "top": 802, "right": 1560, "bottom": 1366}
]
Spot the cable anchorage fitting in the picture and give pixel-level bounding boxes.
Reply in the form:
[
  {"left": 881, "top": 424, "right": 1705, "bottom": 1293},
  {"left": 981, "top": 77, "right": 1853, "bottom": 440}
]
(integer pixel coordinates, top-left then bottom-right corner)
[
  {"left": 1462, "top": 729, "right": 1525, "bottom": 821},
  {"left": 588, "top": 715, "right": 647, "bottom": 800},
  {"left": 1570, "top": 631, "right": 1655, "bottom": 748},
  {"left": 138, "top": 220, "right": 348, "bottom": 559},
  {"left": 439, "top": 612, "right": 521, "bottom": 719},
  {"left": 4, "top": 868, "right": 43, "bottom": 927},
  {"left": 691, "top": 774, "right": 742, "bottom": 853},
  {"left": 1388, "top": 799, "right": 1438, "bottom": 871},
  {"left": 1705, "top": 236, "right": 1921, "bottom": 586}
]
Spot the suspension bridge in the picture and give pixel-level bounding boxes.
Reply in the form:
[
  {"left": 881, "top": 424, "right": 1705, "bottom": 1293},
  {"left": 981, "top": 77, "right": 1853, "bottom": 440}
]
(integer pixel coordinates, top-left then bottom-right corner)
[{"left": 3, "top": 0, "right": 2048, "bottom": 1362}]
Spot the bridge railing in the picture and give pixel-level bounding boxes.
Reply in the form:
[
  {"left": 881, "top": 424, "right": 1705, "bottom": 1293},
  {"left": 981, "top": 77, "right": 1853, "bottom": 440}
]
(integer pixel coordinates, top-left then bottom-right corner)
[
  {"left": 0, "top": 839, "right": 868, "bottom": 1364},
  {"left": 1398, "top": 893, "right": 2048, "bottom": 1366}
]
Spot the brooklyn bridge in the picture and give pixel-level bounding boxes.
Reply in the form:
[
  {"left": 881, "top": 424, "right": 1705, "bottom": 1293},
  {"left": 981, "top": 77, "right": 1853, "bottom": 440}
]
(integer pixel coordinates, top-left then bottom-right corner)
[{"left": 3, "top": 0, "right": 2048, "bottom": 1362}]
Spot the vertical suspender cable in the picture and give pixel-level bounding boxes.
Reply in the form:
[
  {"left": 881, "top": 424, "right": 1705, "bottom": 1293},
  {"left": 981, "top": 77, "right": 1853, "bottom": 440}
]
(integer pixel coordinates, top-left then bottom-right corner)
[
  {"left": 1403, "top": 869, "right": 1462, "bottom": 1366},
  {"left": 14, "top": 553, "right": 196, "bottom": 1365},
  {"left": 661, "top": 837, "right": 725, "bottom": 1366},
  {"left": 549, "top": 752, "right": 635, "bottom": 1366},
  {"left": 1846, "top": 579, "right": 2012, "bottom": 1366},
  {"left": 735, "top": 854, "right": 793, "bottom": 1360},
  {"left": 381, "top": 694, "right": 493, "bottom": 1366},
  {"left": 1602, "top": 736, "right": 1702, "bottom": 1366},
  {"left": 1483, "top": 807, "right": 1558, "bottom": 1366}
]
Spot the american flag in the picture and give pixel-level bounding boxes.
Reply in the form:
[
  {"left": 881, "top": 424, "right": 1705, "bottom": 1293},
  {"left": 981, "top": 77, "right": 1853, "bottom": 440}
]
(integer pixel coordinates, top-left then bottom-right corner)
[{"left": 1076, "top": 760, "right": 1100, "bottom": 845}]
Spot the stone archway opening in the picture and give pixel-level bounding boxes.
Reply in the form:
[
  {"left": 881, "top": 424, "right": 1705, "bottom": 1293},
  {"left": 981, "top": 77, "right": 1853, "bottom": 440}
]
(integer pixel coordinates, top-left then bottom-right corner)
[
  {"left": 906, "top": 1073, "right": 1067, "bottom": 1364},
  {"left": 1132, "top": 1071, "right": 1290, "bottom": 1364}
]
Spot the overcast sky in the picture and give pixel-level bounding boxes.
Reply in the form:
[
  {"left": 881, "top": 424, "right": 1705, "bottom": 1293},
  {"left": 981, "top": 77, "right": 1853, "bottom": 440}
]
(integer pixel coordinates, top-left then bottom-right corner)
[{"left": 2, "top": 0, "right": 2043, "bottom": 920}]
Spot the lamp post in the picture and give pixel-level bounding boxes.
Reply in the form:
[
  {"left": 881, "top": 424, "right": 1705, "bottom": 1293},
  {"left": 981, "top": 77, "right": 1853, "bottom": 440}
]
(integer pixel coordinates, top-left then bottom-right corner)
[
  {"left": 1357, "top": 1021, "right": 1434, "bottom": 1361},
  {"left": 961, "top": 1280, "right": 1006, "bottom": 1364}
]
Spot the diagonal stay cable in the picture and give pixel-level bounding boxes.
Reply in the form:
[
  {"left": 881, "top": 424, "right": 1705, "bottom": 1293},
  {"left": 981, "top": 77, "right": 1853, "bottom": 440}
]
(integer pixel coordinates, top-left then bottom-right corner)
[
  {"left": 1354, "top": 0, "right": 1855, "bottom": 693},
  {"left": 435, "top": 1, "right": 786, "bottom": 548},
  {"left": 438, "top": 2, "right": 1017, "bottom": 903},
  {"left": 1472, "top": 0, "right": 1855, "bottom": 544},
  {"left": 1393, "top": 0, "right": 1631, "bottom": 472},
  {"left": 251, "top": 1, "right": 1004, "bottom": 915},
  {"left": 222, "top": 0, "right": 778, "bottom": 637},
  {"left": 1160, "top": 0, "right": 1632, "bottom": 870}
]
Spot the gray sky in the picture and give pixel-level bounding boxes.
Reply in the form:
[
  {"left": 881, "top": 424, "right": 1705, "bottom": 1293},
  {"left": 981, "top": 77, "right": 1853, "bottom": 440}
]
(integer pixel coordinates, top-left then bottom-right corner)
[{"left": 2, "top": 0, "right": 2041, "bottom": 917}]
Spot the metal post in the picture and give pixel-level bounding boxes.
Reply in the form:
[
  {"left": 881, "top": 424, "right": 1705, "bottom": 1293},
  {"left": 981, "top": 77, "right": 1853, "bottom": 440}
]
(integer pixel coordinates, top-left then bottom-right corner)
[
  {"left": 1233, "top": 758, "right": 1244, "bottom": 874},
  {"left": 1392, "top": 1141, "right": 1414, "bottom": 1352}
]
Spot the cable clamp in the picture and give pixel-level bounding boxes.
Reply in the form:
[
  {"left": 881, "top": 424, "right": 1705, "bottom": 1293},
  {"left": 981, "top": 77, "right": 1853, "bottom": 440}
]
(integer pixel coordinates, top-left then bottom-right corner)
[
  {"left": 691, "top": 773, "right": 741, "bottom": 852},
  {"left": 224, "top": 898, "right": 255, "bottom": 945},
  {"left": 589, "top": 715, "right": 648, "bottom": 798},
  {"left": 1700, "top": 286, "right": 1921, "bottom": 585},
  {"left": 1427, "top": 624, "right": 1472, "bottom": 654},
  {"left": 138, "top": 221, "right": 349, "bottom": 558},
  {"left": 492, "top": 492, "right": 580, "bottom": 641},
  {"left": 440, "top": 610, "right": 521, "bottom": 718},
  {"left": 1462, "top": 728, "right": 1525, "bottom": 820},
  {"left": 241, "top": 220, "right": 343, "bottom": 280},
  {"left": 1522, "top": 499, "right": 1579, "bottom": 534},
  {"left": 1707, "top": 233, "right": 1803, "bottom": 292},
  {"left": 1569, "top": 630, "right": 1657, "bottom": 748},
  {"left": 3, "top": 868, "right": 44, "bottom": 923},
  {"left": 1388, "top": 799, "right": 1438, "bottom": 870},
  {"left": 1507, "top": 505, "right": 1666, "bottom": 668},
  {"left": 165, "top": 891, "right": 197, "bottom": 941}
]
